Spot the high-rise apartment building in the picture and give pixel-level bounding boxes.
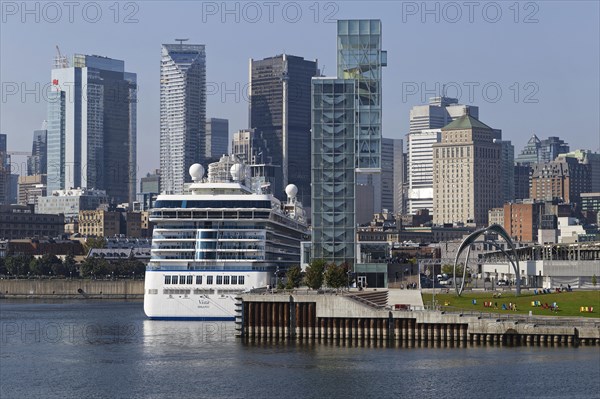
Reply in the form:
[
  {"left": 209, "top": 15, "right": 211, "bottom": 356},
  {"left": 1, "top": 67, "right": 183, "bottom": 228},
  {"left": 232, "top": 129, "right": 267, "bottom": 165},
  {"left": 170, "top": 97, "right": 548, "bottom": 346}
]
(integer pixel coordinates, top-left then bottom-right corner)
[
  {"left": 160, "top": 42, "right": 206, "bottom": 194},
  {"left": 48, "top": 53, "right": 137, "bottom": 204},
  {"left": 27, "top": 129, "right": 47, "bottom": 176},
  {"left": 205, "top": 118, "right": 229, "bottom": 160},
  {"left": 249, "top": 54, "right": 317, "bottom": 204},
  {"left": 432, "top": 114, "right": 502, "bottom": 226},
  {"left": 311, "top": 19, "right": 386, "bottom": 265}
]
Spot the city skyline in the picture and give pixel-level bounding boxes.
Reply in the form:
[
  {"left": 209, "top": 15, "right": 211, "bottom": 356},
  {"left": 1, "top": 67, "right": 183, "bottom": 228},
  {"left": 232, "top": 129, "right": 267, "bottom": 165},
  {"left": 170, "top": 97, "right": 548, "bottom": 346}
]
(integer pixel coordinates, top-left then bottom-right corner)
[{"left": 1, "top": 1, "right": 599, "bottom": 181}]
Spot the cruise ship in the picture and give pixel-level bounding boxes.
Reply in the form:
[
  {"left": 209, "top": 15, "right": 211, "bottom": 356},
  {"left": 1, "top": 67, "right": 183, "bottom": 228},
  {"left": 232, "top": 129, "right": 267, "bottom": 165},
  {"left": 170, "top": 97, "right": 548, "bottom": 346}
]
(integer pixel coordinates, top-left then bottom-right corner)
[{"left": 144, "top": 155, "right": 309, "bottom": 320}]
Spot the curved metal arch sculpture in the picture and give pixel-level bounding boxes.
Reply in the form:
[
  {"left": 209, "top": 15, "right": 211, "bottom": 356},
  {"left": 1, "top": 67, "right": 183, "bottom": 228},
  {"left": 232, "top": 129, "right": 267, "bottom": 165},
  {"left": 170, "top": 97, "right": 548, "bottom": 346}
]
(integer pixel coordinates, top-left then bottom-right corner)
[{"left": 453, "top": 224, "right": 521, "bottom": 297}]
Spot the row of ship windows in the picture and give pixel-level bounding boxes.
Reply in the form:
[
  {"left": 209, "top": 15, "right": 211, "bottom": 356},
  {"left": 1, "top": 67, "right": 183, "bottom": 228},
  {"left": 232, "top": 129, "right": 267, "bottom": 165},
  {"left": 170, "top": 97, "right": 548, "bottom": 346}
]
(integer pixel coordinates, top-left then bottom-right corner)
[{"left": 164, "top": 275, "right": 245, "bottom": 285}]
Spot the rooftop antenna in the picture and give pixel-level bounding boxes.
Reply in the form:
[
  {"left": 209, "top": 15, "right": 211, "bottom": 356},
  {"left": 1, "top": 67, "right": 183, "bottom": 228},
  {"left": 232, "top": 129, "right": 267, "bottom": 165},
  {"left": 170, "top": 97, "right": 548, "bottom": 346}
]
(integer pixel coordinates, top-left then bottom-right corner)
[{"left": 175, "top": 38, "right": 189, "bottom": 48}]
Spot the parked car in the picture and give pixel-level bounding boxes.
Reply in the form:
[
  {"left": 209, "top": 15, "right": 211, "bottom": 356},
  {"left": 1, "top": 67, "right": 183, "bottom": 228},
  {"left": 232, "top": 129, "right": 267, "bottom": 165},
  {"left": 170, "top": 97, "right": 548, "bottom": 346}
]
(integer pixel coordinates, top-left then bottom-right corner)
[{"left": 497, "top": 279, "right": 508, "bottom": 286}]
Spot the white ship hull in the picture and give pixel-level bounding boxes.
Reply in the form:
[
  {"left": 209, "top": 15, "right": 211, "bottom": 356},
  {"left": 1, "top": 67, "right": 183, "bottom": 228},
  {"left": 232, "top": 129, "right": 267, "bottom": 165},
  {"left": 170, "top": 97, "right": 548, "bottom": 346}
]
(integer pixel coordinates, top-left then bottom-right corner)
[{"left": 144, "top": 269, "right": 270, "bottom": 320}]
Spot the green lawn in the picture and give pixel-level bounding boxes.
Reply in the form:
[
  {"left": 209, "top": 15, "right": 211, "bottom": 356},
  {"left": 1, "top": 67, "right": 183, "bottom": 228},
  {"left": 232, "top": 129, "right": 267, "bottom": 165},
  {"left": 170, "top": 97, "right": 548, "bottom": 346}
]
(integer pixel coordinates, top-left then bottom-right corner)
[{"left": 422, "top": 290, "right": 600, "bottom": 318}]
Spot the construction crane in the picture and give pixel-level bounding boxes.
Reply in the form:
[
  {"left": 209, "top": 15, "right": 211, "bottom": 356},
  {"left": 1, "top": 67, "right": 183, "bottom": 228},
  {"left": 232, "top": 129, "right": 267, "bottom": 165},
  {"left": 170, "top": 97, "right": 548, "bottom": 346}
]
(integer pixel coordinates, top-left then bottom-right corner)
[{"left": 54, "top": 45, "right": 69, "bottom": 68}]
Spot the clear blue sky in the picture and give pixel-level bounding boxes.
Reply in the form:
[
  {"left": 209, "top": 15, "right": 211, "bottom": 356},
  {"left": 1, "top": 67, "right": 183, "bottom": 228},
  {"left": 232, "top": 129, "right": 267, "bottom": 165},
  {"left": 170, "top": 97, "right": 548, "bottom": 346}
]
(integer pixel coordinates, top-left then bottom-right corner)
[{"left": 1, "top": 1, "right": 599, "bottom": 178}]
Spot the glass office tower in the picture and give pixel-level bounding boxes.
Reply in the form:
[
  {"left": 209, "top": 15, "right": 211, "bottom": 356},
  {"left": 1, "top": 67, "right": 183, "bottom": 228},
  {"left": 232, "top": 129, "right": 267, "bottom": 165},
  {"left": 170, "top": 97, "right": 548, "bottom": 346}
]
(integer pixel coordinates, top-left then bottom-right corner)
[
  {"left": 311, "top": 20, "right": 386, "bottom": 266},
  {"left": 337, "top": 19, "right": 386, "bottom": 171},
  {"left": 47, "top": 54, "right": 137, "bottom": 204},
  {"left": 311, "top": 79, "right": 357, "bottom": 264}
]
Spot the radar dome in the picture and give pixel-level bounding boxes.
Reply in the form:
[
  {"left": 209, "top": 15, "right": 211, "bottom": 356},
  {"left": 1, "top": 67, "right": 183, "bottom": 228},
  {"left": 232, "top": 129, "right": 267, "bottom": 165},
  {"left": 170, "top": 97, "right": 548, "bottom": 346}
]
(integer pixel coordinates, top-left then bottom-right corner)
[
  {"left": 230, "top": 164, "right": 244, "bottom": 181},
  {"left": 285, "top": 184, "right": 298, "bottom": 198},
  {"left": 189, "top": 164, "right": 204, "bottom": 182}
]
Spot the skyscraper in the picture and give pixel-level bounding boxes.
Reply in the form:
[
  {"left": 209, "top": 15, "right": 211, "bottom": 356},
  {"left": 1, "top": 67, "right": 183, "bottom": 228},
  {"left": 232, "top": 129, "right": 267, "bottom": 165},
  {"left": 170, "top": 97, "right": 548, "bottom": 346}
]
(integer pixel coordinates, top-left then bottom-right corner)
[
  {"left": 433, "top": 114, "right": 502, "bottom": 226},
  {"left": 515, "top": 134, "right": 541, "bottom": 165},
  {"left": 380, "top": 137, "right": 398, "bottom": 212},
  {"left": 392, "top": 139, "right": 405, "bottom": 214},
  {"left": 160, "top": 42, "right": 206, "bottom": 194},
  {"left": 406, "top": 97, "right": 477, "bottom": 215},
  {"left": 337, "top": 20, "right": 386, "bottom": 171},
  {"left": 516, "top": 135, "right": 570, "bottom": 165},
  {"left": 495, "top": 138, "right": 515, "bottom": 203},
  {"left": 27, "top": 129, "right": 47, "bottom": 176},
  {"left": 312, "top": 78, "right": 357, "bottom": 263},
  {"left": 311, "top": 19, "right": 386, "bottom": 266},
  {"left": 231, "top": 129, "right": 282, "bottom": 196},
  {"left": 409, "top": 96, "right": 478, "bottom": 134},
  {"left": 407, "top": 129, "right": 441, "bottom": 214},
  {"left": 249, "top": 54, "right": 317, "bottom": 203},
  {"left": 0, "top": 133, "right": 8, "bottom": 204},
  {"left": 47, "top": 53, "right": 137, "bottom": 204},
  {"left": 205, "top": 118, "right": 229, "bottom": 160}
]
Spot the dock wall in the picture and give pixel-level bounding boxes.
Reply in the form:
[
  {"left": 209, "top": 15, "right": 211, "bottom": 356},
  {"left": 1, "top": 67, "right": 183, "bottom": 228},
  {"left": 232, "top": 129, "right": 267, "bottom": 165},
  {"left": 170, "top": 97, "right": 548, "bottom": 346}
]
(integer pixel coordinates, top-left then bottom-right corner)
[
  {"left": 236, "top": 293, "right": 600, "bottom": 346},
  {"left": 0, "top": 279, "right": 144, "bottom": 299}
]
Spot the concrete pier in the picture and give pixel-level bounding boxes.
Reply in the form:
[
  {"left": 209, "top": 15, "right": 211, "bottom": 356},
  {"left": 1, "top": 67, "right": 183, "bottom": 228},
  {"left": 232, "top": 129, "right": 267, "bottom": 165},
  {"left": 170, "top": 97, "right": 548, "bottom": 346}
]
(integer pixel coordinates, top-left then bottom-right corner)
[{"left": 236, "top": 292, "right": 600, "bottom": 347}]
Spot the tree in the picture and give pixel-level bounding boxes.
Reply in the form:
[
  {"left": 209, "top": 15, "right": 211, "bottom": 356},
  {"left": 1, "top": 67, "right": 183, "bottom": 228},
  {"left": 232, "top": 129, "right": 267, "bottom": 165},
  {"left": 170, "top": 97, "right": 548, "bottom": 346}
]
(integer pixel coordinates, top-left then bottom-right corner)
[
  {"left": 84, "top": 237, "right": 106, "bottom": 254},
  {"left": 324, "top": 262, "right": 348, "bottom": 290},
  {"left": 80, "top": 257, "right": 110, "bottom": 278},
  {"left": 0, "top": 257, "right": 6, "bottom": 275},
  {"left": 115, "top": 259, "right": 145, "bottom": 278},
  {"left": 285, "top": 265, "right": 302, "bottom": 289},
  {"left": 593, "top": 274, "right": 597, "bottom": 287},
  {"left": 5, "top": 255, "right": 32, "bottom": 277},
  {"left": 64, "top": 254, "right": 78, "bottom": 278},
  {"left": 304, "top": 259, "right": 326, "bottom": 290},
  {"left": 43, "top": 254, "right": 63, "bottom": 276},
  {"left": 441, "top": 263, "right": 465, "bottom": 277}
]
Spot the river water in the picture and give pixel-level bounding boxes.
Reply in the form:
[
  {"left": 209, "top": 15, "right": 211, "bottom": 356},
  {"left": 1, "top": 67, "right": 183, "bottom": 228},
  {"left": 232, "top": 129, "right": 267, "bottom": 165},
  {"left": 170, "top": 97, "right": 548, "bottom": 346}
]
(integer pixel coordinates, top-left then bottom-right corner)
[{"left": 1, "top": 300, "right": 598, "bottom": 399}]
